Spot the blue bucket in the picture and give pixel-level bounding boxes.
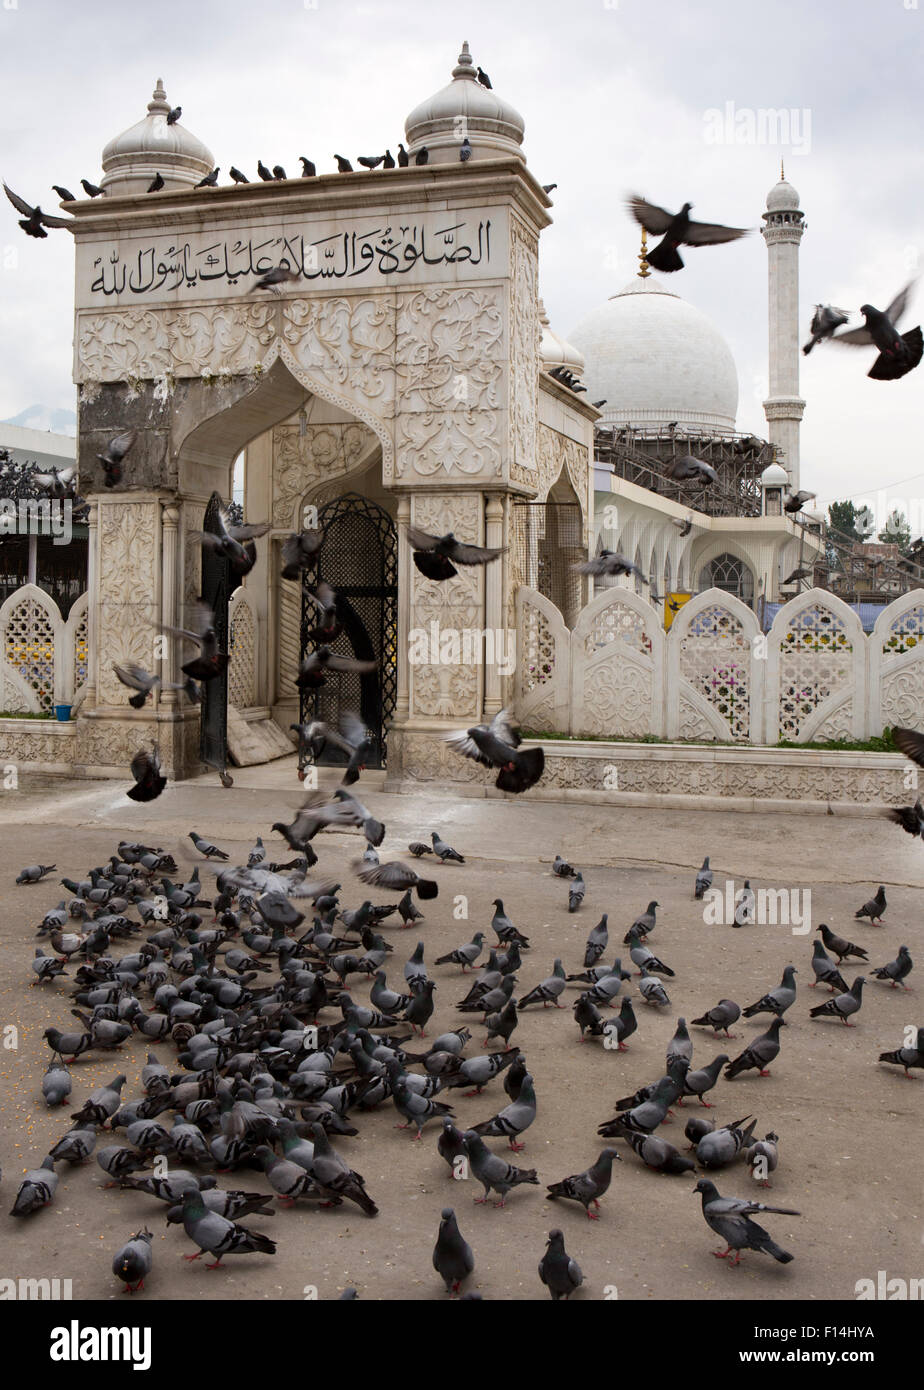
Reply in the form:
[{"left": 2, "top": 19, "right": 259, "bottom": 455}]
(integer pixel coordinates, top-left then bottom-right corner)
[{"left": 54, "top": 704, "right": 73, "bottom": 722}]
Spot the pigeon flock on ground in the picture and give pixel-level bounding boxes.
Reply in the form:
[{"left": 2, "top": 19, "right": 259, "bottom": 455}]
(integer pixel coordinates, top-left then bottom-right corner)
[{"left": 8, "top": 734, "right": 920, "bottom": 1298}]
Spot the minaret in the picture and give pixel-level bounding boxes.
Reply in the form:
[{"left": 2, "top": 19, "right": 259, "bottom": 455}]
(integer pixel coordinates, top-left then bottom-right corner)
[{"left": 761, "top": 164, "right": 806, "bottom": 492}]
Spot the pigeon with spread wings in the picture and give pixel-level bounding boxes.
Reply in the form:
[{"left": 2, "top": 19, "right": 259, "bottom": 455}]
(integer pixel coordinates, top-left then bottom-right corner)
[
  {"left": 295, "top": 645, "right": 377, "bottom": 690},
  {"left": 290, "top": 711, "right": 374, "bottom": 785},
  {"left": 407, "top": 527, "right": 505, "bottom": 582},
  {"left": 4, "top": 182, "right": 73, "bottom": 237},
  {"left": 356, "top": 859, "right": 438, "bottom": 900},
  {"left": 126, "top": 744, "right": 166, "bottom": 803},
  {"left": 573, "top": 551, "right": 647, "bottom": 581},
  {"left": 627, "top": 195, "right": 748, "bottom": 273},
  {"left": 32, "top": 466, "right": 76, "bottom": 498},
  {"left": 112, "top": 661, "right": 199, "bottom": 709},
  {"left": 302, "top": 582, "right": 342, "bottom": 643},
  {"left": 188, "top": 502, "right": 270, "bottom": 576},
  {"left": 830, "top": 281, "right": 922, "bottom": 380},
  {"left": 97, "top": 429, "right": 137, "bottom": 487},
  {"left": 803, "top": 304, "right": 850, "bottom": 355},
  {"left": 280, "top": 529, "right": 323, "bottom": 580},
  {"left": 159, "top": 600, "right": 229, "bottom": 682},
  {"left": 445, "top": 708, "right": 544, "bottom": 794}
]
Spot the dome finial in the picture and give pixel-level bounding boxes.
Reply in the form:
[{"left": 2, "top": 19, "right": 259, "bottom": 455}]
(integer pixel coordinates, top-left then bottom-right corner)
[
  {"left": 780, "top": 158, "right": 785, "bottom": 180},
  {"left": 638, "top": 228, "right": 651, "bottom": 279},
  {"left": 452, "top": 40, "right": 477, "bottom": 80},
  {"left": 148, "top": 79, "right": 170, "bottom": 115}
]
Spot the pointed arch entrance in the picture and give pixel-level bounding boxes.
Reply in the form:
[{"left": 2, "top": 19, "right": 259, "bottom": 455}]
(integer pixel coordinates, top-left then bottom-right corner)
[{"left": 299, "top": 492, "right": 397, "bottom": 770}]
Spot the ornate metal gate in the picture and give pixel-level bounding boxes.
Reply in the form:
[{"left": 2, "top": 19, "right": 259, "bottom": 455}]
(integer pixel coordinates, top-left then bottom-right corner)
[
  {"left": 299, "top": 492, "right": 397, "bottom": 769},
  {"left": 198, "top": 491, "right": 232, "bottom": 774}
]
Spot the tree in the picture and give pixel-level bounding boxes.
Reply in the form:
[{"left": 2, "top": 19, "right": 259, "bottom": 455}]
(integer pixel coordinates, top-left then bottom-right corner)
[
  {"left": 827, "top": 500, "right": 872, "bottom": 570},
  {"left": 878, "top": 508, "right": 912, "bottom": 556}
]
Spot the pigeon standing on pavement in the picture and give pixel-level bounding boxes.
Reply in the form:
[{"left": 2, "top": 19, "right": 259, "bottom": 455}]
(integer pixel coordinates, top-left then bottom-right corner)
[
  {"left": 552, "top": 854, "right": 576, "bottom": 878},
  {"left": 471, "top": 1073, "right": 536, "bottom": 1151},
  {"left": 694, "top": 1179, "right": 798, "bottom": 1265},
  {"left": 809, "top": 940, "right": 849, "bottom": 992},
  {"left": 538, "top": 1229, "right": 583, "bottom": 1300},
  {"left": 817, "top": 923, "right": 868, "bottom": 963},
  {"left": 112, "top": 1228, "right": 153, "bottom": 1293},
  {"left": 870, "top": 946, "right": 913, "bottom": 990},
  {"left": 10, "top": 1156, "right": 58, "bottom": 1216},
  {"left": 583, "top": 915, "right": 608, "bottom": 967},
  {"left": 692, "top": 999, "right": 741, "bottom": 1038},
  {"left": 855, "top": 887, "right": 887, "bottom": 924},
  {"left": 694, "top": 857, "right": 713, "bottom": 899},
  {"left": 809, "top": 977, "right": 865, "bottom": 1026},
  {"left": 568, "top": 873, "right": 586, "bottom": 913},
  {"left": 433, "top": 1208, "right": 474, "bottom": 1294},
  {"left": 879, "top": 1027, "right": 924, "bottom": 1076},
  {"left": 742, "top": 966, "right": 797, "bottom": 1018},
  {"left": 462, "top": 1132, "right": 539, "bottom": 1206},
  {"left": 431, "top": 832, "right": 464, "bottom": 863},
  {"left": 724, "top": 1019, "right": 786, "bottom": 1079},
  {"left": 546, "top": 1149, "right": 621, "bottom": 1219},
  {"left": 745, "top": 1133, "right": 780, "bottom": 1188}
]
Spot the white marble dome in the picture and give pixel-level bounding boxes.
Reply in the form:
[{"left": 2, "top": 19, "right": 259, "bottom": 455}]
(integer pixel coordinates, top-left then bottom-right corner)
[
  {"left": 567, "top": 276, "right": 739, "bottom": 432},
  {"left": 100, "top": 80, "right": 215, "bottom": 196},
  {"left": 760, "top": 462, "right": 789, "bottom": 487},
  {"left": 539, "top": 300, "right": 585, "bottom": 373},
  {"left": 766, "top": 177, "right": 800, "bottom": 211},
  {"left": 405, "top": 42, "right": 525, "bottom": 164}
]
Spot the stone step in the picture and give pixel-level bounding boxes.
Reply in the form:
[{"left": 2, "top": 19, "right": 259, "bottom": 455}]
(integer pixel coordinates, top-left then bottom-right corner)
[{"left": 227, "top": 706, "right": 294, "bottom": 766}]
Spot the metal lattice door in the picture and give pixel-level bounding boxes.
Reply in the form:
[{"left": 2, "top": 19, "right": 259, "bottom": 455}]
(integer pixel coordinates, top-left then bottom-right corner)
[
  {"left": 198, "top": 492, "right": 232, "bottom": 773},
  {"left": 299, "top": 492, "right": 397, "bottom": 769}
]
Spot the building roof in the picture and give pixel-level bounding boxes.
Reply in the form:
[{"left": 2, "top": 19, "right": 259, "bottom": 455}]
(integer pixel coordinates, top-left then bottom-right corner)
[{"left": 101, "top": 80, "right": 215, "bottom": 196}]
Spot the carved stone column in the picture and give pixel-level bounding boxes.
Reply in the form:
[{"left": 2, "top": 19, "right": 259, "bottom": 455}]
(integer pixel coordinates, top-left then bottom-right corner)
[
  {"left": 483, "top": 493, "right": 505, "bottom": 719},
  {"left": 83, "top": 499, "right": 99, "bottom": 709},
  {"left": 159, "top": 501, "right": 180, "bottom": 707},
  {"left": 394, "top": 495, "right": 411, "bottom": 722}
]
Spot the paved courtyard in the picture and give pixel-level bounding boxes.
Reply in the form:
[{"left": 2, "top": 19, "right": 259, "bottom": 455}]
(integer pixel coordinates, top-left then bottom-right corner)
[{"left": 1, "top": 760, "right": 920, "bottom": 1301}]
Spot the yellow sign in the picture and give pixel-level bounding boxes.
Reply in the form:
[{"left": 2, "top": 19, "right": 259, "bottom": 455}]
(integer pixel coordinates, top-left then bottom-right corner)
[{"left": 664, "top": 591, "right": 693, "bottom": 631}]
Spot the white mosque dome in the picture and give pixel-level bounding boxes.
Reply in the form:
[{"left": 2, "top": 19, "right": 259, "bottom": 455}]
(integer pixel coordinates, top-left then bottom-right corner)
[
  {"left": 539, "top": 300, "right": 585, "bottom": 373},
  {"left": 405, "top": 42, "right": 525, "bottom": 164},
  {"left": 760, "top": 462, "right": 789, "bottom": 487},
  {"left": 766, "top": 177, "right": 800, "bottom": 211},
  {"left": 568, "top": 276, "right": 739, "bottom": 432},
  {"left": 100, "top": 80, "right": 215, "bottom": 196}
]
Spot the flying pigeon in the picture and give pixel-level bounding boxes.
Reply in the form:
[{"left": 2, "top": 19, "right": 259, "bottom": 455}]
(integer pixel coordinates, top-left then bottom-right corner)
[
  {"left": 627, "top": 195, "right": 749, "bottom": 273},
  {"left": 803, "top": 304, "right": 850, "bottom": 354},
  {"left": 572, "top": 550, "right": 648, "bottom": 581},
  {"left": 358, "top": 860, "right": 437, "bottom": 900},
  {"left": 127, "top": 744, "right": 166, "bottom": 803},
  {"left": 887, "top": 798, "right": 924, "bottom": 839},
  {"left": 280, "top": 528, "right": 323, "bottom": 579},
  {"left": 695, "top": 1178, "right": 798, "bottom": 1265},
  {"left": 538, "top": 1230, "right": 583, "bottom": 1300},
  {"left": 188, "top": 502, "right": 269, "bottom": 575},
  {"left": 254, "top": 265, "right": 300, "bottom": 293},
  {"left": 831, "top": 281, "right": 922, "bottom": 380},
  {"left": 407, "top": 526, "right": 505, "bottom": 580},
  {"left": 96, "top": 428, "right": 137, "bottom": 486},
  {"left": 784, "top": 489, "right": 817, "bottom": 514},
  {"left": 295, "top": 645, "right": 376, "bottom": 690},
  {"left": 445, "top": 708, "right": 544, "bottom": 794},
  {"left": 665, "top": 454, "right": 718, "bottom": 484},
  {"left": 3, "top": 182, "right": 72, "bottom": 237}
]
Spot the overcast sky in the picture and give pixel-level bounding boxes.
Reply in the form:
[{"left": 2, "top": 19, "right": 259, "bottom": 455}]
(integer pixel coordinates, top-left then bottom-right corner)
[{"left": 1, "top": 0, "right": 922, "bottom": 532}]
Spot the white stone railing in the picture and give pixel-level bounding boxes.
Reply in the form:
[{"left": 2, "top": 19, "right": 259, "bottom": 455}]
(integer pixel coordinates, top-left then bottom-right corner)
[
  {"left": 0, "top": 585, "right": 88, "bottom": 715},
  {"left": 516, "top": 585, "right": 924, "bottom": 744}
]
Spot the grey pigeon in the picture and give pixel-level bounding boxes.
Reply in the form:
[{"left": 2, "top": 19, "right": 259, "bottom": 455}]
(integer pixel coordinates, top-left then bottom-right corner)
[
  {"left": 573, "top": 550, "right": 647, "bottom": 581},
  {"left": 568, "top": 873, "right": 585, "bottom": 913},
  {"left": 667, "top": 1018, "right": 693, "bottom": 1069},
  {"left": 627, "top": 194, "right": 749, "bottom": 273},
  {"left": 598, "top": 1074, "right": 678, "bottom": 1137},
  {"left": 694, "top": 857, "right": 713, "bottom": 899},
  {"left": 622, "top": 1130, "right": 696, "bottom": 1174},
  {"left": 625, "top": 901, "right": 658, "bottom": 942},
  {"left": 10, "top": 1156, "right": 58, "bottom": 1216},
  {"left": 803, "top": 303, "right": 850, "bottom": 354},
  {"left": 583, "top": 915, "right": 608, "bottom": 967},
  {"left": 681, "top": 1054, "right": 727, "bottom": 1107},
  {"left": 546, "top": 1148, "right": 621, "bottom": 1218},
  {"left": 435, "top": 932, "right": 485, "bottom": 971},
  {"left": 538, "top": 1229, "right": 583, "bottom": 1300},
  {"left": 49, "top": 1122, "right": 97, "bottom": 1165},
  {"left": 462, "top": 1131, "right": 539, "bottom": 1206},
  {"left": 433, "top": 1207, "right": 474, "bottom": 1294},
  {"left": 254, "top": 1145, "right": 315, "bottom": 1203},
  {"left": 470, "top": 1072, "right": 536, "bottom": 1150},
  {"left": 809, "top": 976, "right": 865, "bottom": 1026},
  {"left": 855, "top": 886, "right": 886, "bottom": 924},
  {"left": 630, "top": 943, "right": 674, "bottom": 977},
  {"left": 16, "top": 863, "right": 56, "bottom": 883},
  {"left": 41, "top": 1060, "right": 72, "bottom": 1107},
  {"left": 307, "top": 1125, "right": 379, "bottom": 1215},
  {"left": 552, "top": 854, "right": 576, "bottom": 878},
  {"left": 696, "top": 1115, "right": 757, "bottom": 1169},
  {"left": 70, "top": 1073, "right": 126, "bottom": 1126},
  {"left": 742, "top": 965, "right": 797, "bottom": 1018},
  {"left": 437, "top": 1118, "right": 469, "bottom": 1173},
  {"left": 879, "top": 1027, "right": 924, "bottom": 1076},
  {"left": 431, "top": 831, "right": 464, "bottom": 863},
  {"left": 691, "top": 999, "right": 740, "bottom": 1037},
  {"left": 830, "top": 285, "right": 922, "bottom": 380},
  {"left": 724, "top": 1019, "right": 786, "bottom": 1079},
  {"left": 112, "top": 1228, "right": 153, "bottom": 1292},
  {"left": 638, "top": 968, "right": 670, "bottom": 1007},
  {"left": 695, "top": 1178, "right": 798, "bottom": 1265},
  {"left": 519, "top": 959, "right": 566, "bottom": 1009},
  {"left": 870, "top": 945, "right": 913, "bottom": 990},
  {"left": 180, "top": 1189, "right": 276, "bottom": 1267},
  {"left": 817, "top": 923, "right": 868, "bottom": 962},
  {"left": 810, "top": 941, "right": 849, "bottom": 993},
  {"left": 745, "top": 1133, "right": 780, "bottom": 1187}
]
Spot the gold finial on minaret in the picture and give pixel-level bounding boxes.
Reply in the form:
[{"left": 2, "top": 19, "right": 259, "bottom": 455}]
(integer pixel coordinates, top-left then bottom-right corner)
[
  {"left": 780, "top": 158, "right": 785, "bottom": 180},
  {"left": 638, "top": 228, "right": 651, "bottom": 278}
]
